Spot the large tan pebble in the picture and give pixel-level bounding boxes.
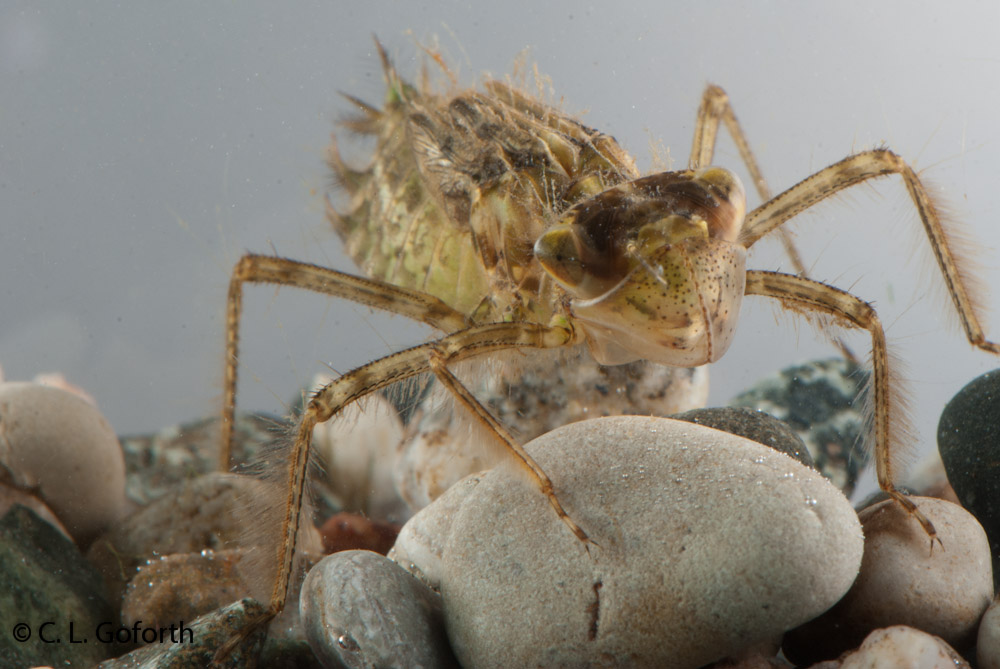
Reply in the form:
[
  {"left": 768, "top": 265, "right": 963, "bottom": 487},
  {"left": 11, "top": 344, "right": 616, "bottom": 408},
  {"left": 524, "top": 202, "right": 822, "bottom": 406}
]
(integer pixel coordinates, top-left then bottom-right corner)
[
  {"left": 120, "top": 550, "right": 247, "bottom": 631},
  {"left": 807, "top": 626, "right": 970, "bottom": 668},
  {"left": 87, "top": 472, "right": 322, "bottom": 605},
  {"left": 979, "top": 596, "right": 1000, "bottom": 669},
  {"left": 0, "top": 382, "right": 125, "bottom": 544},
  {"left": 785, "top": 496, "right": 992, "bottom": 663},
  {"left": 391, "top": 416, "right": 864, "bottom": 669}
]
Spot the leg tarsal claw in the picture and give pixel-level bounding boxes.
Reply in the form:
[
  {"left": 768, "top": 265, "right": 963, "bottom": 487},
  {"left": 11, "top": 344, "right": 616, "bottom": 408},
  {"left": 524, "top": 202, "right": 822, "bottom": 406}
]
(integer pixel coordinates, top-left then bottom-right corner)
[{"left": 885, "top": 489, "right": 941, "bottom": 553}]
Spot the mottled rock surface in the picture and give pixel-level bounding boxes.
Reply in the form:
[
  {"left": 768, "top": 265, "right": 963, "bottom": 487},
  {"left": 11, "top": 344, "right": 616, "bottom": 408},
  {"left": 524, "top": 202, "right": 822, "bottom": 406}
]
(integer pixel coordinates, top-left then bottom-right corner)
[
  {"left": 96, "top": 598, "right": 269, "bottom": 669},
  {"left": 120, "top": 550, "right": 248, "bottom": 633},
  {"left": 729, "top": 358, "right": 869, "bottom": 494},
  {"left": 87, "top": 472, "right": 322, "bottom": 607},
  {"left": 0, "top": 505, "right": 117, "bottom": 667}
]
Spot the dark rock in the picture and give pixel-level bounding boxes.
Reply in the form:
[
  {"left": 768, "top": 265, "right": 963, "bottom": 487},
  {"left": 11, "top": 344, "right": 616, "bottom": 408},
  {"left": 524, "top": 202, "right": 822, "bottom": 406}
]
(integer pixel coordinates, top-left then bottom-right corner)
[
  {"left": 671, "top": 407, "right": 815, "bottom": 470},
  {"left": 729, "top": 358, "right": 870, "bottom": 495},
  {"left": 937, "top": 368, "right": 1000, "bottom": 583},
  {"left": 0, "top": 505, "right": 117, "bottom": 667}
]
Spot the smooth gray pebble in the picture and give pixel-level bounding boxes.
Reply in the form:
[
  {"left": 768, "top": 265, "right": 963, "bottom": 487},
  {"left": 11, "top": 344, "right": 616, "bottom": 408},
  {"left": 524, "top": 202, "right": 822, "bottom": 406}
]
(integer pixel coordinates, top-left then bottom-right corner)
[{"left": 300, "top": 549, "right": 458, "bottom": 669}]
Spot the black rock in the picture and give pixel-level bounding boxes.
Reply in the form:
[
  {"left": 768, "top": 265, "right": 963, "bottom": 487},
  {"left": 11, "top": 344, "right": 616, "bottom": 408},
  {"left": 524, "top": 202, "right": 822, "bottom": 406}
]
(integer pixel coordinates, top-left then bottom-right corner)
[{"left": 937, "top": 368, "right": 1000, "bottom": 581}]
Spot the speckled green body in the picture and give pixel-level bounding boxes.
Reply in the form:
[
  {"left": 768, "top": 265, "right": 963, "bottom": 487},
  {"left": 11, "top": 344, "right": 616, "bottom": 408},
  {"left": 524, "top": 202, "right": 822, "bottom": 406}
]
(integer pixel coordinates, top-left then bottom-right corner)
[{"left": 329, "top": 71, "right": 641, "bottom": 324}]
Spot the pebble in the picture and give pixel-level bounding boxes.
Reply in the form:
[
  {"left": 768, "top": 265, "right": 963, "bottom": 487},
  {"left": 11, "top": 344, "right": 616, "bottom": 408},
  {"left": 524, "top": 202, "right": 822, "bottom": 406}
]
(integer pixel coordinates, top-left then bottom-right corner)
[
  {"left": 784, "top": 496, "right": 992, "bottom": 664},
  {"left": 300, "top": 549, "right": 458, "bottom": 668},
  {"left": 0, "top": 382, "right": 126, "bottom": 544},
  {"left": 806, "top": 625, "right": 970, "bottom": 668},
  {"left": 390, "top": 415, "right": 864, "bottom": 668},
  {"left": 87, "top": 472, "right": 322, "bottom": 606},
  {"left": 120, "top": 550, "right": 248, "bottom": 633},
  {"left": 937, "top": 368, "right": 1000, "bottom": 580},
  {"left": 311, "top": 389, "right": 411, "bottom": 523},
  {"left": 729, "top": 358, "right": 869, "bottom": 494},
  {"left": 0, "top": 505, "right": 117, "bottom": 667},
  {"left": 670, "top": 406, "right": 815, "bottom": 470},
  {"left": 979, "top": 596, "right": 1000, "bottom": 669}
]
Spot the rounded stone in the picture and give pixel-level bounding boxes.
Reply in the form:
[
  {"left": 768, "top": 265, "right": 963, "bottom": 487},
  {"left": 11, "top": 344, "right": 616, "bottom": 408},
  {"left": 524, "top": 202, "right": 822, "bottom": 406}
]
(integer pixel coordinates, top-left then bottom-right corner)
[
  {"left": 120, "top": 550, "right": 248, "bottom": 632},
  {"left": 815, "top": 626, "right": 970, "bottom": 668},
  {"left": 311, "top": 390, "right": 410, "bottom": 522},
  {"left": 390, "top": 416, "right": 864, "bottom": 668},
  {"left": 938, "top": 368, "right": 1000, "bottom": 564},
  {"left": 87, "top": 473, "right": 322, "bottom": 606},
  {"left": 300, "top": 549, "right": 458, "bottom": 669},
  {"left": 978, "top": 596, "right": 1000, "bottom": 669},
  {"left": 0, "top": 382, "right": 126, "bottom": 544},
  {"left": 784, "top": 496, "right": 992, "bottom": 663},
  {"left": 670, "top": 406, "right": 815, "bottom": 470}
]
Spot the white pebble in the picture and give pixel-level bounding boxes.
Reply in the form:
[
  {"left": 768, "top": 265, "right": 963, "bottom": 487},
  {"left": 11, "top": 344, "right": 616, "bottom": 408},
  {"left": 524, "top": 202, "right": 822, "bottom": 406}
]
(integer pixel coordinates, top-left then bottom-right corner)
[
  {"left": 311, "top": 389, "right": 409, "bottom": 521},
  {"left": 813, "top": 625, "right": 969, "bottom": 668},
  {"left": 0, "top": 382, "right": 125, "bottom": 544}
]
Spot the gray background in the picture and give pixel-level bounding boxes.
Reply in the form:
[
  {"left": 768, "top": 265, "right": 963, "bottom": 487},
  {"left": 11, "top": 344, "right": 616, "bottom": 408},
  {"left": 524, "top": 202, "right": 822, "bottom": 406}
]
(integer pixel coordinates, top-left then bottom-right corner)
[{"left": 3, "top": 2, "right": 999, "bottom": 498}]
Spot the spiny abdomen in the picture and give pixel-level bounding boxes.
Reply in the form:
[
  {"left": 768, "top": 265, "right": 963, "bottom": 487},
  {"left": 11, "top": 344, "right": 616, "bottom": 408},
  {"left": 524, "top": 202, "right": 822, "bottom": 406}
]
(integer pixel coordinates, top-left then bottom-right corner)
[
  {"left": 327, "top": 51, "right": 642, "bottom": 324},
  {"left": 327, "top": 77, "right": 491, "bottom": 318}
]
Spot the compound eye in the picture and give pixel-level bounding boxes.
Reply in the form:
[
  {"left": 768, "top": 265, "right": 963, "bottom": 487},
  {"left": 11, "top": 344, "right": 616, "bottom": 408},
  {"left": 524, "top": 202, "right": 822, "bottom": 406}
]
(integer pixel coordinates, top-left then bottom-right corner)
[{"left": 535, "top": 226, "right": 589, "bottom": 289}]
